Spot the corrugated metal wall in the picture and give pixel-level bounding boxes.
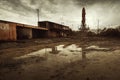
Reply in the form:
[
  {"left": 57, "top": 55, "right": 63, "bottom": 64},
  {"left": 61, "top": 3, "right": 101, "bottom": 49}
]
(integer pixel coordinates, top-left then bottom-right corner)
[{"left": 0, "top": 22, "right": 16, "bottom": 41}]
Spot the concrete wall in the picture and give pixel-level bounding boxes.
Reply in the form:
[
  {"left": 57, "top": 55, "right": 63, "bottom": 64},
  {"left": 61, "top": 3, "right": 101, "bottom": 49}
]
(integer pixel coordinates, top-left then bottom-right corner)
[
  {"left": 17, "top": 27, "right": 32, "bottom": 39},
  {"left": 0, "top": 22, "right": 16, "bottom": 41}
]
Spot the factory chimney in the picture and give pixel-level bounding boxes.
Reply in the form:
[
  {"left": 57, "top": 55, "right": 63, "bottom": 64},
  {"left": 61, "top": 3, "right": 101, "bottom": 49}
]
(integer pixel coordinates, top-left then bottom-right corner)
[
  {"left": 82, "top": 7, "right": 86, "bottom": 30},
  {"left": 80, "top": 7, "right": 88, "bottom": 32}
]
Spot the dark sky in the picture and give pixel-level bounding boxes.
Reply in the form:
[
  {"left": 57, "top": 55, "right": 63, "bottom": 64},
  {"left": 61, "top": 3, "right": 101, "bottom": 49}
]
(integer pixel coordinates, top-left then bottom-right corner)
[{"left": 0, "top": 0, "right": 120, "bottom": 30}]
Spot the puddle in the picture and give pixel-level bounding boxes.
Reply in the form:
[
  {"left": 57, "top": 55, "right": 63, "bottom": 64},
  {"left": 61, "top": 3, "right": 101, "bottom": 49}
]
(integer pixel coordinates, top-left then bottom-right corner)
[
  {"left": 15, "top": 44, "right": 83, "bottom": 64},
  {"left": 15, "top": 48, "right": 52, "bottom": 59},
  {"left": 14, "top": 44, "right": 112, "bottom": 65},
  {"left": 86, "top": 45, "right": 110, "bottom": 51},
  {"left": 56, "top": 45, "right": 64, "bottom": 51}
]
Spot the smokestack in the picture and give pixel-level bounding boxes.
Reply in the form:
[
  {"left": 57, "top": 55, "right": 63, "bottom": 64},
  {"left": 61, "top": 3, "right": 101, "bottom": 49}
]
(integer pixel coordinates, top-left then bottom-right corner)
[
  {"left": 80, "top": 7, "right": 88, "bottom": 32},
  {"left": 82, "top": 7, "right": 86, "bottom": 29}
]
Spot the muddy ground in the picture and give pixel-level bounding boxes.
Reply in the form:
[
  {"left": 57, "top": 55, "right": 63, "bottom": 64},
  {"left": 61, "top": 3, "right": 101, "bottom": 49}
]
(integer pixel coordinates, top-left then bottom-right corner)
[{"left": 0, "top": 37, "right": 120, "bottom": 80}]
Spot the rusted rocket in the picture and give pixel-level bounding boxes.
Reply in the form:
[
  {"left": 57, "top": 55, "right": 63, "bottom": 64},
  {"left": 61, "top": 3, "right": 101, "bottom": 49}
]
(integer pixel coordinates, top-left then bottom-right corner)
[
  {"left": 81, "top": 7, "right": 86, "bottom": 30},
  {"left": 82, "top": 7, "right": 86, "bottom": 28}
]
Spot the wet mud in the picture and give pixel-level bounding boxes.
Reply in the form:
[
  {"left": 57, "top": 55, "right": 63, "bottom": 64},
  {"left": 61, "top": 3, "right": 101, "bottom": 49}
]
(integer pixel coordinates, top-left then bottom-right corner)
[{"left": 0, "top": 38, "right": 120, "bottom": 80}]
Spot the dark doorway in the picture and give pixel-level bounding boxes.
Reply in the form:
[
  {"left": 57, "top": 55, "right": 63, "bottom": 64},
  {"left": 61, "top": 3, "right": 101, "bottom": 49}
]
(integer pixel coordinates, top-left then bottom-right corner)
[
  {"left": 32, "top": 29, "right": 47, "bottom": 38},
  {"left": 16, "top": 26, "right": 32, "bottom": 40}
]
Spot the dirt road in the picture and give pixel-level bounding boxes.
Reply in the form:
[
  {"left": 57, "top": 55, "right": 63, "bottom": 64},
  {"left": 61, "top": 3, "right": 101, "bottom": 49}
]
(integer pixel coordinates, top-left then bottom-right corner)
[{"left": 0, "top": 38, "right": 120, "bottom": 80}]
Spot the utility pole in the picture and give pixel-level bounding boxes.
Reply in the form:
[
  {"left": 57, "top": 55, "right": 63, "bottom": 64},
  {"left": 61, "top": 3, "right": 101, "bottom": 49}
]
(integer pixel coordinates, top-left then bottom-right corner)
[
  {"left": 97, "top": 19, "right": 99, "bottom": 34},
  {"left": 37, "top": 9, "right": 39, "bottom": 22}
]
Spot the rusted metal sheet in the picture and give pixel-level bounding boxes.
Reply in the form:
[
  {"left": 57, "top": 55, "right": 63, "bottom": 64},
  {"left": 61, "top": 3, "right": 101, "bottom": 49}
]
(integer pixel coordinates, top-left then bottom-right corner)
[
  {"left": 0, "top": 22, "right": 16, "bottom": 41},
  {"left": 9, "top": 23, "right": 17, "bottom": 40}
]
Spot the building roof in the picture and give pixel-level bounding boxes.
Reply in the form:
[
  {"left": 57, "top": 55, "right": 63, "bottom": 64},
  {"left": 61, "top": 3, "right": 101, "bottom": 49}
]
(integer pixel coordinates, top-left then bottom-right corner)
[
  {"left": 38, "top": 21, "right": 71, "bottom": 29},
  {"left": 0, "top": 20, "right": 48, "bottom": 30}
]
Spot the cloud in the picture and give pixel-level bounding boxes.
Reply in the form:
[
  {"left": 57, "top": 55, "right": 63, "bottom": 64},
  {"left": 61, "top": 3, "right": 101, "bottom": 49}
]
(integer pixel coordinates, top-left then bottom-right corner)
[
  {"left": 0, "top": 0, "right": 120, "bottom": 30},
  {"left": 74, "top": 0, "right": 120, "bottom": 6}
]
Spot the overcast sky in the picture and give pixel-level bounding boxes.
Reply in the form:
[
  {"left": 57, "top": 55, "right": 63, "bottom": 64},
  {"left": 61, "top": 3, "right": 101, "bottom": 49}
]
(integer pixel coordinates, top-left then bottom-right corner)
[{"left": 0, "top": 0, "right": 120, "bottom": 30}]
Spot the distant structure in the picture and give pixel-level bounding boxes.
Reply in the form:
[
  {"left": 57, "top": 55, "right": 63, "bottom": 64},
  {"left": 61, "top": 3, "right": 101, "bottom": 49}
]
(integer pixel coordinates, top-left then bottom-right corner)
[
  {"left": 38, "top": 21, "right": 71, "bottom": 37},
  {"left": 97, "top": 19, "right": 100, "bottom": 34},
  {"left": 79, "top": 7, "right": 89, "bottom": 32}
]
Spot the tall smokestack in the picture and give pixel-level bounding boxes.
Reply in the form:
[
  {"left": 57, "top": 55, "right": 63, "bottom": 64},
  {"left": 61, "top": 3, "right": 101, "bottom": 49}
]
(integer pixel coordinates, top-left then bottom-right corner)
[{"left": 82, "top": 7, "right": 86, "bottom": 30}]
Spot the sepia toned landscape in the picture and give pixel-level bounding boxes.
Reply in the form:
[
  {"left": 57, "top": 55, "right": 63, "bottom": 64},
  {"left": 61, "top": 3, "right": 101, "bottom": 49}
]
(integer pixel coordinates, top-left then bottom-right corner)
[{"left": 0, "top": 0, "right": 120, "bottom": 80}]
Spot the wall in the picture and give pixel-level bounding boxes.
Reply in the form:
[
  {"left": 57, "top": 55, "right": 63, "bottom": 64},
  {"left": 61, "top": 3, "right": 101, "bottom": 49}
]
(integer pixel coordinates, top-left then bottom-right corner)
[
  {"left": 32, "top": 29, "right": 47, "bottom": 38},
  {"left": 0, "top": 22, "right": 16, "bottom": 41},
  {"left": 16, "top": 27, "right": 32, "bottom": 39},
  {"left": 38, "top": 21, "right": 71, "bottom": 38},
  {"left": 47, "top": 31, "right": 58, "bottom": 37}
]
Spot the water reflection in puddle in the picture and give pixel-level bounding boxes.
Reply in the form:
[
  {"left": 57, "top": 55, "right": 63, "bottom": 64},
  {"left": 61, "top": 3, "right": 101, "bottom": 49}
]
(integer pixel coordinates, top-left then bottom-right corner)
[
  {"left": 86, "top": 45, "right": 110, "bottom": 51},
  {"left": 15, "top": 44, "right": 111, "bottom": 64},
  {"left": 15, "top": 48, "right": 52, "bottom": 59},
  {"left": 15, "top": 44, "right": 83, "bottom": 64}
]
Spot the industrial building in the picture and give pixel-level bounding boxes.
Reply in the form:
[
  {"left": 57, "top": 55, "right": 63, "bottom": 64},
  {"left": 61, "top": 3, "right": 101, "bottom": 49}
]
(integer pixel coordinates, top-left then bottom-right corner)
[
  {"left": 0, "top": 20, "right": 71, "bottom": 41},
  {"left": 38, "top": 21, "right": 72, "bottom": 37}
]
